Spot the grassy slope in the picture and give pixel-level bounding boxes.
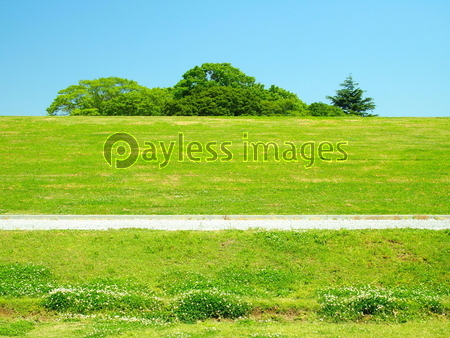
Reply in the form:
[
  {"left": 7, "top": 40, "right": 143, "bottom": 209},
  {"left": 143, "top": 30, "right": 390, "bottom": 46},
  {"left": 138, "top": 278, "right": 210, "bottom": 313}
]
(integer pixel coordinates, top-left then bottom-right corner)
[
  {"left": 1, "top": 229, "right": 448, "bottom": 293},
  {"left": 0, "top": 116, "right": 449, "bottom": 215},
  {"left": 0, "top": 229, "right": 449, "bottom": 337}
]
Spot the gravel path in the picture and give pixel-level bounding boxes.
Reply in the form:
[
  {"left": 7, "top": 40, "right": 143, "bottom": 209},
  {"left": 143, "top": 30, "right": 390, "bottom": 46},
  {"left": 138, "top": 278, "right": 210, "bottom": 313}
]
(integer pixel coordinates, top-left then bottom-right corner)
[{"left": 1, "top": 215, "right": 449, "bottom": 230}]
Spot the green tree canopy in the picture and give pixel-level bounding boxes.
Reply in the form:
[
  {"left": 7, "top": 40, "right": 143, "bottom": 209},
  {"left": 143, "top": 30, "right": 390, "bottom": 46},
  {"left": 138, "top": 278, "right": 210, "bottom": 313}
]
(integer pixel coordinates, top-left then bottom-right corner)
[
  {"left": 171, "top": 63, "right": 308, "bottom": 116},
  {"left": 46, "top": 77, "right": 169, "bottom": 116},
  {"left": 258, "top": 85, "right": 309, "bottom": 116},
  {"left": 101, "top": 87, "right": 172, "bottom": 116},
  {"left": 308, "top": 102, "right": 345, "bottom": 116},
  {"left": 45, "top": 64, "right": 324, "bottom": 117},
  {"left": 164, "top": 86, "right": 263, "bottom": 116},
  {"left": 173, "top": 63, "right": 257, "bottom": 99},
  {"left": 326, "top": 75, "right": 376, "bottom": 116}
]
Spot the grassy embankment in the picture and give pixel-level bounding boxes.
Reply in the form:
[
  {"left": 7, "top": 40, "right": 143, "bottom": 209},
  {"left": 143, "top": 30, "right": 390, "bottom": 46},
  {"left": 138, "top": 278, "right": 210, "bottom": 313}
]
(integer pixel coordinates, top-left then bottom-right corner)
[
  {"left": 0, "top": 229, "right": 449, "bottom": 337},
  {"left": 0, "top": 116, "right": 449, "bottom": 215}
]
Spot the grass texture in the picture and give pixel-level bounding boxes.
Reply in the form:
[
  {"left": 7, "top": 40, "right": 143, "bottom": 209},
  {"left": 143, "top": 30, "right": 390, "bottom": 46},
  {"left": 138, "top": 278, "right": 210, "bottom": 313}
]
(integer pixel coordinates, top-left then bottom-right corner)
[
  {"left": 0, "top": 116, "right": 449, "bottom": 214},
  {"left": 0, "top": 229, "right": 448, "bottom": 337}
]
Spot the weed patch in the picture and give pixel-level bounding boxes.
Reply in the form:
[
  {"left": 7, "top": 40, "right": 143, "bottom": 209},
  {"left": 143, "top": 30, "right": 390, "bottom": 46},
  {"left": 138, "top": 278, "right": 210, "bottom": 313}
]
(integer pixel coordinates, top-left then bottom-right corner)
[
  {"left": 318, "top": 285, "right": 447, "bottom": 322},
  {"left": 42, "top": 281, "right": 162, "bottom": 314},
  {"left": 0, "top": 263, "right": 54, "bottom": 297},
  {"left": 173, "top": 289, "right": 251, "bottom": 323}
]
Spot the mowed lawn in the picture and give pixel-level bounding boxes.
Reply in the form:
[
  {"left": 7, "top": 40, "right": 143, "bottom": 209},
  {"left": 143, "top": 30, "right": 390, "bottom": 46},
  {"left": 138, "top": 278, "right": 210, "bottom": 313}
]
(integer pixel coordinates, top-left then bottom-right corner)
[{"left": 0, "top": 116, "right": 449, "bottom": 215}]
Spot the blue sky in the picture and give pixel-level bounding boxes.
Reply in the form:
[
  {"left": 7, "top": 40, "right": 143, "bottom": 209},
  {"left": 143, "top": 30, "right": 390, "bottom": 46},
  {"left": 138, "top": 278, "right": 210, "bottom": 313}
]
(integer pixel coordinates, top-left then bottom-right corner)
[{"left": 1, "top": 0, "right": 449, "bottom": 117}]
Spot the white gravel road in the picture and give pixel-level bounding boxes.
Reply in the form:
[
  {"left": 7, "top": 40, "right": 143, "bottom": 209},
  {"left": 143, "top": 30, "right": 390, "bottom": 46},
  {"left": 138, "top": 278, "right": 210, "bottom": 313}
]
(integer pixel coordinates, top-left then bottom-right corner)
[{"left": 1, "top": 215, "right": 449, "bottom": 230}]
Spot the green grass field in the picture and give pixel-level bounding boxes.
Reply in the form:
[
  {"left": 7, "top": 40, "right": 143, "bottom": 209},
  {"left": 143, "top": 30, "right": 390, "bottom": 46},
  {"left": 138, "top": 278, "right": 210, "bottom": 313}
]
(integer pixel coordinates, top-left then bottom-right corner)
[
  {"left": 0, "top": 116, "right": 449, "bottom": 215},
  {"left": 1, "top": 116, "right": 449, "bottom": 337},
  {"left": 0, "top": 229, "right": 449, "bottom": 337}
]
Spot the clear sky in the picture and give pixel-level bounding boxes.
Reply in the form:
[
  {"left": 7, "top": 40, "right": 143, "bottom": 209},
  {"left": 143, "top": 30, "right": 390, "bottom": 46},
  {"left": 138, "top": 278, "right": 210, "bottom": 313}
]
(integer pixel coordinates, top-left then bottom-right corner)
[{"left": 1, "top": 0, "right": 449, "bottom": 117}]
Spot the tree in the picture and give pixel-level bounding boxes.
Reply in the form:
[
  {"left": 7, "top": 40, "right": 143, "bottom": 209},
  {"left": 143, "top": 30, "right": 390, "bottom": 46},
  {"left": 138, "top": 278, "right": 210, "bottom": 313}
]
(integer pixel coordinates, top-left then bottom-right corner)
[
  {"left": 258, "top": 85, "right": 309, "bottom": 116},
  {"left": 173, "top": 63, "right": 257, "bottom": 99},
  {"left": 46, "top": 77, "right": 167, "bottom": 116},
  {"left": 308, "top": 102, "right": 345, "bottom": 116},
  {"left": 326, "top": 75, "right": 376, "bottom": 116},
  {"left": 163, "top": 86, "right": 263, "bottom": 116},
  {"left": 46, "top": 64, "right": 311, "bottom": 117},
  {"left": 171, "top": 63, "right": 309, "bottom": 116},
  {"left": 101, "top": 87, "right": 172, "bottom": 116}
]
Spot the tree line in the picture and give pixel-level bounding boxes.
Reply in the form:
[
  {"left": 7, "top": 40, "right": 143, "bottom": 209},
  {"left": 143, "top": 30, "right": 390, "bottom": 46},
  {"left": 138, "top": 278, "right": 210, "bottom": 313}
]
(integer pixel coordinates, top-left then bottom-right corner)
[{"left": 47, "top": 63, "right": 376, "bottom": 117}]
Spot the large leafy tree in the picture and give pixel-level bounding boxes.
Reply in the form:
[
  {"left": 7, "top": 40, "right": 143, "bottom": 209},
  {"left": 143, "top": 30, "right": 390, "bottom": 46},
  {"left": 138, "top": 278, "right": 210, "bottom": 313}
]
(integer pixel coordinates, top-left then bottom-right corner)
[
  {"left": 258, "top": 85, "right": 309, "bottom": 116},
  {"left": 171, "top": 63, "right": 309, "bottom": 116},
  {"left": 173, "top": 63, "right": 257, "bottom": 99},
  {"left": 101, "top": 87, "right": 172, "bottom": 116},
  {"left": 164, "top": 86, "right": 263, "bottom": 116},
  {"left": 326, "top": 75, "right": 376, "bottom": 116},
  {"left": 46, "top": 77, "right": 168, "bottom": 116}
]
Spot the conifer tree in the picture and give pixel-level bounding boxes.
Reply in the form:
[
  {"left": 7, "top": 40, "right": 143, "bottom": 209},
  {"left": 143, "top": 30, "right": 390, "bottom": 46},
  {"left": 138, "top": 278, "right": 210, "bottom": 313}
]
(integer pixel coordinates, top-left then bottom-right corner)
[{"left": 327, "top": 75, "right": 376, "bottom": 116}]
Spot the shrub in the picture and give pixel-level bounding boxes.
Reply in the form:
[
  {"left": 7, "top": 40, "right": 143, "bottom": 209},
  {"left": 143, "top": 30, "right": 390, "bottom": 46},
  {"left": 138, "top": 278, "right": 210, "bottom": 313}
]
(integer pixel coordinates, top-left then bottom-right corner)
[
  {"left": 42, "top": 282, "right": 162, "bottom": 314},
  {"left": 318, "top": 285, "right": 446, "bottom": 322},
  {"left": 173, "top": 289, "right": 251, "bottom": 322}
]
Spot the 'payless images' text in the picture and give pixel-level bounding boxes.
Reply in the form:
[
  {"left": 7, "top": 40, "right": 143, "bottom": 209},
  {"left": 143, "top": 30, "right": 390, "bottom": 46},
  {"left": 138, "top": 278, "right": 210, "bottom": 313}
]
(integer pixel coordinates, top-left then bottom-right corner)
[{"left": 104, "top": 132, "right": 348, "bottom": 169}]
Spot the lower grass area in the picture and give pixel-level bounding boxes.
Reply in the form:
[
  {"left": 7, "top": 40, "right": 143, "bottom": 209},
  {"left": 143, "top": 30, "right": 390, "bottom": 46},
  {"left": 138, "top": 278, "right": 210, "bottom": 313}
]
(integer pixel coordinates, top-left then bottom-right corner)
[
  {"left": 0, "top": 229, "right": 448, "bottom": 337},
  {"left": 2, "top": 317, "right": 447, "bottom": 338}
]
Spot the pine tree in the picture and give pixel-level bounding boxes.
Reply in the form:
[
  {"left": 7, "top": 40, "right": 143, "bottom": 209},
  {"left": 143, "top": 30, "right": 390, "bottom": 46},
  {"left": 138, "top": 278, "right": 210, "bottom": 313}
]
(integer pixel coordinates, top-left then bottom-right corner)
[{"left": 326, "top": 75, "right": 376, "bottom": 116}]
